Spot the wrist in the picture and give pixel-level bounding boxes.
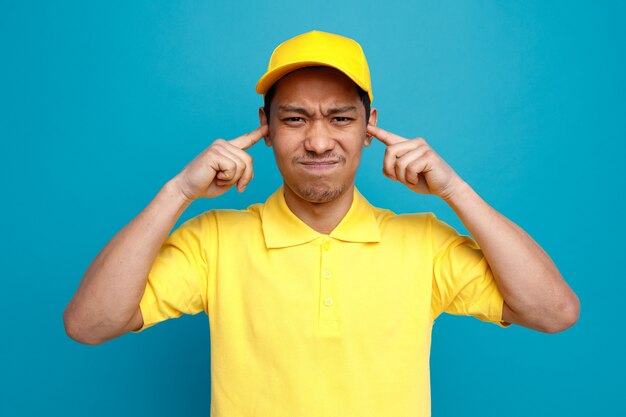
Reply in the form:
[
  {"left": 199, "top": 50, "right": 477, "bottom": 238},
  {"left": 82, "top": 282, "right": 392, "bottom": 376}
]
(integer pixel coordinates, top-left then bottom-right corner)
[
  {"left": 440, "top": 176, "right": 472, "bottom": 204},
  {"left": 165, "top": 175, "right": 195, "bottom": 207}
]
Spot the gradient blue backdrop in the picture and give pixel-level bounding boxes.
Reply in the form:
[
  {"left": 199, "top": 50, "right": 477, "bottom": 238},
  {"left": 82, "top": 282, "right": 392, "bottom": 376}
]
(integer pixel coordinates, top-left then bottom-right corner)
[{"left": 2, "top": 1, "right": 624, "bottom": 416}]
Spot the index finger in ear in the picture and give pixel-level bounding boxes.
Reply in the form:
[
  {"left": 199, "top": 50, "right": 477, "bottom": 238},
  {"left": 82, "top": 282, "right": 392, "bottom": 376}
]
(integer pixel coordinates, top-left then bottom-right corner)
[
  {"left": 229, "top": 125, "right": 269, "bottom": 150},
  {"left": 367, "top": 125, "right": 407, "bottom": 146}
]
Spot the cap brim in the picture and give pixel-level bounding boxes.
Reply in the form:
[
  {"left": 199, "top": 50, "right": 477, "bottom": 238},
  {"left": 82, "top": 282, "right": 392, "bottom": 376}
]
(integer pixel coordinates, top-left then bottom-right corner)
[{"left": 256, "top": 61, "right": 373, "bottom": 102}]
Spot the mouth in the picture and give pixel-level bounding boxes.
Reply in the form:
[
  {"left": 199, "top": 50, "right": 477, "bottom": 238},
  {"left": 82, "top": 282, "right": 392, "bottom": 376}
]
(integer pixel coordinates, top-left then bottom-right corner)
[{"left": 298, "top": 160, "right": 340, "bottom": 171}]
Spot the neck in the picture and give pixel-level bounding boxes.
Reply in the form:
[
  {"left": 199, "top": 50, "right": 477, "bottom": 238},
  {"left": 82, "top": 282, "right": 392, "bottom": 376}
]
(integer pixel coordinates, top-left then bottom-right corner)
[{"left": 283, "top": 183, "right": 355, "bottom": 235}]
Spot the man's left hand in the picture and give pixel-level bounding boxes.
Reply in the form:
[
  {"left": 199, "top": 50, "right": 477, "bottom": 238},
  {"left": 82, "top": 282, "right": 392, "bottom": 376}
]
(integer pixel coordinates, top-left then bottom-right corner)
[{"left": 367, "top": 124, "right": 463, "bottom": 201}]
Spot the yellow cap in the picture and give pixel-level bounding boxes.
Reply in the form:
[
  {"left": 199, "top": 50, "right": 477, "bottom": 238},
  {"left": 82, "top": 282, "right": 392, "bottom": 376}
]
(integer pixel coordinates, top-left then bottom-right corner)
[{"left": 256, "top": 30, "right": 373, "bottom": 102}]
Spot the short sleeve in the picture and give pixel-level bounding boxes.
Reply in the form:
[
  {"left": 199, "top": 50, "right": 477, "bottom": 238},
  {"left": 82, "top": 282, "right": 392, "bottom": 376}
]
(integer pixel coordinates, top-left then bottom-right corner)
[
  {"left": 132, "top": 211, "right": 214, "bottom": 332},
  {"left": 429, "top": 214, "right": 509, "bottom": 328}
]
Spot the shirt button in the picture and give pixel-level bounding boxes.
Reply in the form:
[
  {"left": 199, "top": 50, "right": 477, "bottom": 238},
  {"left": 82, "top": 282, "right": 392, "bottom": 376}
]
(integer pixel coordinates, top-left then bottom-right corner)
[
  {"left": 323, "top": 270, "right": 332, "bottom": 279},
  {"left": 324, "top": 297, "right": 333, "bottom": 306},
  {"left": 323, "top": 241, "right": 331, "bottom": 251}
]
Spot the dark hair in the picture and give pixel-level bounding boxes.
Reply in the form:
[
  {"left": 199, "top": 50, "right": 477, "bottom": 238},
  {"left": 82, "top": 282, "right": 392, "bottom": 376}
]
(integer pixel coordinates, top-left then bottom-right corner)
[{"left": 263, "top": 66, "right": 371, "bottom": 125}]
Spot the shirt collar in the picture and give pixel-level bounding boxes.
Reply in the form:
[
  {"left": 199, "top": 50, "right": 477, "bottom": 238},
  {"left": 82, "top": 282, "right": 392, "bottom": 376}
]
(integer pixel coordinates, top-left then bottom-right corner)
[{"left": 261, "top": 186, "right": 381, "bottom": 249}]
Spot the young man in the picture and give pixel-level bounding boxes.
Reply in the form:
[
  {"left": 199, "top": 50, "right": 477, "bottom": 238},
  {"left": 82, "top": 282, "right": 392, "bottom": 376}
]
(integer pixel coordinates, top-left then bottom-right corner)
[{"left": 64, "top": 31, "right": 579, "bottom": 416}]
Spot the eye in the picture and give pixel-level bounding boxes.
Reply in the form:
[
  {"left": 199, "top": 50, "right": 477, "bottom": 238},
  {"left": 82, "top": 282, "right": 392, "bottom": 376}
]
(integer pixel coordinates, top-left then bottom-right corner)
[
  {"left": 282, "top": 117, "right": 305, "bottom": 125},
  {"left": 333, "top": 117, "right": 354, "bottom": 125}
]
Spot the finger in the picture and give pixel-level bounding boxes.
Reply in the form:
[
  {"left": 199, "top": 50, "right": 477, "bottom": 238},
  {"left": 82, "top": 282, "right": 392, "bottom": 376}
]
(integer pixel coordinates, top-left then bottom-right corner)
[
  {"left": 229, "top": 124, "right": 269, "bottom": 150},
  {"left": 406, "top": 161, "right": 430, "bottom": 188},
  {"left": 395, "top": 147, "right": 429, "bottom": 184},
  {"left": 406, "top": 163, "right": 432, "bottom": 194},
  {"left": 212, "top": 156, "right": 237, "bottom": 184},
  {"left": 209, "top": 145, "right": 241, "bottom": 182},
  {"left": 367, "top": 124, "right": 407, "bottom": 146},
  {"left": 383, "top": 141, "right": 425, "bottom": 180},
  {"left": 383, "top": 138, "right": 429, "bottom": 180},
  {"left": 237, "top": 167, "right": 254, "bottom": 192},
  {"left": 221, "top": 140, "right": 254, "bottom": 167},
  {"left": 382, "top": 147, "right": 396, "bottom": 180},
  {"left": 213, "top": 146, "right": 246, "bottom": 185},
  {"left": 235, "top": 154, "right": 254, "bottom": 192},
  {"left": 219, "top": 143, "right": 254, "bottom": 191}
]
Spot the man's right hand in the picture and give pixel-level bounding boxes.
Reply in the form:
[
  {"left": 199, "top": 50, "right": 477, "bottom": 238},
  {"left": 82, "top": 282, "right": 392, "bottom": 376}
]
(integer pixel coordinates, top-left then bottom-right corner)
[
  {"left": 64, "top": 124, "right": 269, "bottom": 345},
  {"left": 174, "top": 124, "right": 268, "bottom": 202}
]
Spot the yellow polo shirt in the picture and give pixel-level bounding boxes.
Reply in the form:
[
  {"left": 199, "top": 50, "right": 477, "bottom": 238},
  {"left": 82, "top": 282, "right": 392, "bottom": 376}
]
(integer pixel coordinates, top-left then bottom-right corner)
[{"left": 135, "top": 186, "right": 508, "bottom": 417}]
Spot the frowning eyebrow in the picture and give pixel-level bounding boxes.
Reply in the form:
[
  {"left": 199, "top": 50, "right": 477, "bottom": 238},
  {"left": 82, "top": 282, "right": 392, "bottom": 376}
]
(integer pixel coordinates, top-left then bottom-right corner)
[
  {"left": 277, "top": 105, "right": 313, "bottom": 117},
  {"left": 277, "top": 104, "right": 358, "bottom": 117},
  {"left": 325, "top": 105, "right": 358, "bottom": 116}
]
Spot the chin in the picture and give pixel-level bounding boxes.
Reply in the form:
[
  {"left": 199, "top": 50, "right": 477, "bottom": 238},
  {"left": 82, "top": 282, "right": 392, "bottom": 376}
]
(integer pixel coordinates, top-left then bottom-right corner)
[{"left": 295, "top": 183, "right": 346, "bottom": 203}]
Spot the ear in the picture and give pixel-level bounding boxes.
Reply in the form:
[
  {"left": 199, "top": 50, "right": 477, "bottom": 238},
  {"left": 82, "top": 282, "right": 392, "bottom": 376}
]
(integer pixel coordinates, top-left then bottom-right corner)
[
  {"left": 364, "top": 107, "right": 378, "bottom": 147},
  {"left": 258, "top": 107, "right": 272, "bottom": 146}
]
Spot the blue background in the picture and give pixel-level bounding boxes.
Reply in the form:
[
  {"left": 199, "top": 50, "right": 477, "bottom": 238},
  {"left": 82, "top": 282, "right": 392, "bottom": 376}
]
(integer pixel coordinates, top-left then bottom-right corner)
[{"left": 1, "top": 1, "right": 624, "bottom": 415}]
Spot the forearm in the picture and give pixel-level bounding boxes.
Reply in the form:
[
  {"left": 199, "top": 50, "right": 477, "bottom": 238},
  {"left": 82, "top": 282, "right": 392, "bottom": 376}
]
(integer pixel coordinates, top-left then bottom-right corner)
[
  {"left": 64, "top": 176, "right": 191, "bottom": 344},
  {"left": 367, "top": 124, "right": 579, "bottom": 332},
  {"left": 444, "top": 179, "right": 579, "bottom": 332}
]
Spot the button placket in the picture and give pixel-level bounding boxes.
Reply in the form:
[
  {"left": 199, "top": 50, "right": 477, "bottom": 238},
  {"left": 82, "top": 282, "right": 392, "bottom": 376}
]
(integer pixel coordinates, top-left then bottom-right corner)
[{"left": 318, "top": 238, "right": 338, "bottom": 331}]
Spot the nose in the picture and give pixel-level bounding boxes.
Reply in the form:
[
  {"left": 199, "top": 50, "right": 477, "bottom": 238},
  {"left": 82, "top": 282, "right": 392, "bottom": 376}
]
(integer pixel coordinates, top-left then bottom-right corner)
[{"left": 304, "top": 120, "right": 336, "bottom": 154}]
